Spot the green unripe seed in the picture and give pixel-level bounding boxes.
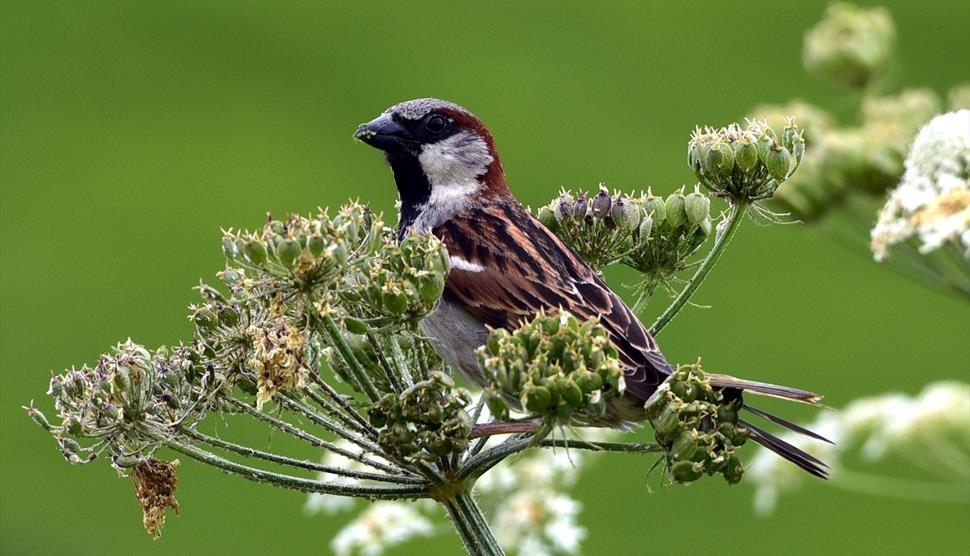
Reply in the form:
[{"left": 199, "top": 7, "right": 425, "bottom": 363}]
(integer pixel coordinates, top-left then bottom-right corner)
[
  {"left": 642, "top": 195, "right": 666, "bottom": 223},
  {"left": 522, "top": 385, "right": 553, "bottom": 413},
  {"left": 766, "top": 146, "right": 792, "bottom": 181},
  {"left": 735, "top": 140, "right": 759, "bottom": 173},
  {"left": 664, "top": 193, "right": 687, "bottom": 229},
  {"left": 243, "top": 240, "right": 267, "bottom": 265},
  {"left": 276, "top": 238, "right": 301, "bottom": 269},
  {"left": 684, "top": 192, "right": 711, "bottom": 225},
  {"left": 308, "top": 234, "right": 326, "bottom": 257}
]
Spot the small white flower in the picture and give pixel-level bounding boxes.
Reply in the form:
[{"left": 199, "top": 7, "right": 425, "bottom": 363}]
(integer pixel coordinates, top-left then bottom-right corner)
[
  {"left": 493, "top": 490, "right": 586, "bottom": 555},
  {"left": 330, "top": 501, "right": 435, "bottom": 556},
  {"left": 871, "top": 110, "right": 970, "bottom": 261}
]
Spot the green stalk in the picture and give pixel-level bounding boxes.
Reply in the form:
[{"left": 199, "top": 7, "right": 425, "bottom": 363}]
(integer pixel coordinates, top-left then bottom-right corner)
[
  {"left": 164, "top": 437, "right": 427, "bottom": 499},
  {"left": 650, "top": 202, "right": 747, "bottom": 336},
  {"left": 443, "top": 490, "right": 505, "bottom": 556},
  {"left": 316, "top": 310, "right": 382, "bottom": 402}
]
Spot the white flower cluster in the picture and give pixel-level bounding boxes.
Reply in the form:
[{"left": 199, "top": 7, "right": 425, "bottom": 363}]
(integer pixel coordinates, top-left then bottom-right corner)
[
  {"left": 871, "top": 110, "right": 970, "bottom": 261},
  {"left": 747, "top": 381, "right": 970, "bottom": 515},
  {"left": 304, "top": 427, "right": 614, "bottom": 555}
]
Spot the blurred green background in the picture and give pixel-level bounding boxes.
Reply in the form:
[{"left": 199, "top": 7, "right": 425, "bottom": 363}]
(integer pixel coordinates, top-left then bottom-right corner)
[{"left": 2, "top": 1, "right": 968, "bottom": 554}]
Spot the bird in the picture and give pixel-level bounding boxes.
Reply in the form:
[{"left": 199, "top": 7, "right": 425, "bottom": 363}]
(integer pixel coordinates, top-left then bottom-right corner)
[{"left": 354, "top": 98, "right": 829, "bottom": 478}]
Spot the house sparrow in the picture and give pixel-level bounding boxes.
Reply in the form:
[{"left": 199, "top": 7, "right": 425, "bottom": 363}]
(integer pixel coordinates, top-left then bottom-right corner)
[{"left": 354, "top": 98, "right": 828, "bottom": 477}]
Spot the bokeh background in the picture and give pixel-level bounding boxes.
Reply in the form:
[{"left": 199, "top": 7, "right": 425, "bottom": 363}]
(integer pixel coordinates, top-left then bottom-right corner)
[{"left": 2, "top": 1, "right": 968, "bottom": 554}]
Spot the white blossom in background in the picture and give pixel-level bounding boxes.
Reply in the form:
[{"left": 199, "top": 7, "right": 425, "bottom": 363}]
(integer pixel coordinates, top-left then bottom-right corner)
[
  {"left": 747, "top": 381, "right": 970, "bottom": 515},
  {"left": 304, "top": 439, "right": 388, "bottom": 516},
  {"left": 330, "top": 501, "right": 436, "bottom": 556},
  {"left": 492, "top": 491, "right": 585, "bottom": 556},
  {"left": 871, "top": 110, "right": 970, "bottom": 261}
]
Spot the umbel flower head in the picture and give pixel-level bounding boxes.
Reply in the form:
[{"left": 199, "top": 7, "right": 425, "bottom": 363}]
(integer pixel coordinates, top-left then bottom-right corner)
[
  {"left": 802, "top": 2, "right": 895, "bottom": 89},
  {"left": 477, "top": 311, "right": 625, "bottom": 424},
  {"left": 368, "top": 371, "right": 473, "bottom": 461},
  {"left": 871, "top": 110, "right": 970, "bottom": 261},
  {"left": 645, "top": 362, "right": 749, "bottom": 485},
  {"left": 537, "top": 185, "right": 713, "bottom": 295},
  {"left": 688, "top": 118, "right": 804, "bottom": 204}
]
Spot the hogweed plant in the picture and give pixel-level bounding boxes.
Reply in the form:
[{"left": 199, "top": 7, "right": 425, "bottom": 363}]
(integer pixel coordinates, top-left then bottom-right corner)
[
  {"left": 27, "top": 117, "right": 814, "bottom": 555},
  {"left": 754, "top": 2, "right": 969, "bottom": 299}
]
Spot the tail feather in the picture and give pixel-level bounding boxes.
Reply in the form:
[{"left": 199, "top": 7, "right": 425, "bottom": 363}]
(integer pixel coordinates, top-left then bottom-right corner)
[
  {"left": 743, "top": 404, "right": 834, "bottom": 444},
  {"left": 706, "top": 373, "right": 823, "bottom": 405},
  {"left": 742, "top": 419, "right": 829, "bottom": 479}
]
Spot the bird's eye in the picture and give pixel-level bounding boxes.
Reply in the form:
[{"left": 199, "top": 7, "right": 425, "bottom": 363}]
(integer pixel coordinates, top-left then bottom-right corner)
[{"left": 425, "top": 114, "right": 448, "bottom": 134}]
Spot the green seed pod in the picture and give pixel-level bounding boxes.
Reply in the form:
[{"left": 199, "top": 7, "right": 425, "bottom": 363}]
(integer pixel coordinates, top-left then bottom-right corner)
[
  {"left": 222, "top": 238, "right": 239, "bottom": 260},
  {"left": 671, "top": 432, "right": 700, "bottom": 461},
  {"left": 638, "top": 214, "right": 654, "bottom": 241},
  {"left": 670, "top": 460, "right": 704, "bottom": 483},
  {"left": 653, "top": 405, "right": 682, "bottom": 438},
  {"left": 418, "top": 272, "right": 445, "bottom": 305},
  {"left": 343, "top": 316, "right": 368, "bottom": 335},
  {"left": 243, "top": 239, "right": 267, "bottom": 266},
  {"left": 610, "top": 196, "right": 640, "bottom": 231},
  {"left": 782, "top": 124, "right": 799, "bottom": 152},
  {"left": 591, "top": 187, "right": 612, "bottom": 219},
  {"left": 333, "top": 242, "right": 349, "bottom": 266},
  {"left": 573, "top": 193, "right": 589, "bottom": 219},
  {"left": 734, "top": 138, "right": 759, "bottom": 173},
  {"left": 276, "top": 238, "right": 301, "bottom": 270},
  {"left": 756, "top": 134, "right": 773, "bottom": 163},
  {"left": 308, "top": 234, "right": 326, "bottom": 258},
  {"left": 642, "top": 195, "right": 666, "bottom": 223},
  {"left": 560, "top": 379, "right": 584, "bottom": 407},
  {"left": 573, "top": 369, "right": 603, "bottom": 393},
  {"left": 485, "top": 391, "right": 509, "bottom": 420},
  {"left": 537, "top": 205, "right": 557, "bottom": 230},
  {"left": 664, "top": 193, "right": 687, "bottom": 229},
  {"left": 554, "top": 193, "right": 575, "bottom": 221},
  {"left": 684, "top": 191, "right": 711, "bottom": 225},
  {"left": 522, "top": 385, "right": 553, "bottom": 413},
  {"left": 382, "top": 289, "right": 409, "bottom": 315},
  {"left": 687, "top": 141, "right": 704, "bottom": 173},
  {"left": 218, "top": 306, "right": 239, "bottom": 327},
  {"left": 703, "top": 142, "right": 735, "bottom": 179},
  {"left": 192, "top": 308, "right": 219, "bottom": 331},
  {"left": 792, "top": 136, "right": 806, "bottom": 165},
  {"left": 721, "top": 455, "right": 745, "bottom": 484},
  {"left": 766, "top": 146, "right": 792, "bottom": 181},
  {"left": 698, "top": 217, "right": 713, "bottom": 237},
  {"left": 670, "top": 379, "right": 697, "bottom": 402}
]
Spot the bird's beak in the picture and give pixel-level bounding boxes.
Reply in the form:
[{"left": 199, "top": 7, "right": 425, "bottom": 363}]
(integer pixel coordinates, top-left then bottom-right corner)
[{"left": 353, "top": 113, "right": 413, "bottom": 152}]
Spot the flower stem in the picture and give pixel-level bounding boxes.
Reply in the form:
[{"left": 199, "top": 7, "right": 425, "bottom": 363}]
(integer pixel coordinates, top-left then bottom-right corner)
[
  {"left": 311, "top": 304, "right": 382, "bottom": 403},
  {"left": 163, "top": 437, "right": 428, "bottom": 499},
  {"left": 443, "top": 489, "right": 505, "bottom": 556},
  {"left": 650, "top": 202, "right": 747, "bottom": 336}
]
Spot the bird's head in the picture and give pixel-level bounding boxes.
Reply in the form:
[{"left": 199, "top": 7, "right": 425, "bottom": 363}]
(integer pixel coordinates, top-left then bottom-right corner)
[{"left": 354, "top": 99, "right": 510, "bottom": 212}]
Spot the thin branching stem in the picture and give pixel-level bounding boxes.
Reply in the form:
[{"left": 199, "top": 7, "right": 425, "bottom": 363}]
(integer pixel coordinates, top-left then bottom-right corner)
[
  {"left": 307, "top": 373, "right": 379, "bottom": 438},
  {"left": 651, "top": 201, "right": 747, "bottom": 336},
  {"left": 536, "top": 439, "right": 662, "bottom": 454},
  {"left": 182, "top": 428, "right": 425, "bottom": 484},
  {"left": 164, "top": 437, "right": 428, "bottom": 499},
  {"left": 365, "top": 330, "right": 405, "bottom": 393},
  {"left": 228, "top": 398, "right": 412, "bottom": 476}
]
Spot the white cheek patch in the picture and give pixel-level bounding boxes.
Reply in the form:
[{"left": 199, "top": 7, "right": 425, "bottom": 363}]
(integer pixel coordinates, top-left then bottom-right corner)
[
  {"left": 449, "top": 256, "right": 485, "bottom": 273},
  {"left": 418, "top": 131, "right": 494, "bottom": 202}
]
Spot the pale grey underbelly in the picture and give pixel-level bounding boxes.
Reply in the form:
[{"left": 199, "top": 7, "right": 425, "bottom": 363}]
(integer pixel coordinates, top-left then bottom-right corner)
[{"left": 420, "top": 297, "right": 490, "bottom": 387}]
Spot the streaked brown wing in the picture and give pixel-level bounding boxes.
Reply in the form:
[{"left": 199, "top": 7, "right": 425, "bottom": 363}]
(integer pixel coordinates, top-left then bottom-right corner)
[{"left": 434, "top": 199, "right": 672, "bottom": 400}]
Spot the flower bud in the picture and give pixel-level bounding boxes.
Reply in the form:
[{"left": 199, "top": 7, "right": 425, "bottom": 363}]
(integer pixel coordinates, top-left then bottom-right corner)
[
  {"left": 766, "top": 146, "right": 792, "bottom": 182},
  {"left": 591, "top": 186, "right": 612, "bottom": 219},
  {"left": 664, "top": 193, "right": 687, "bottom": 229},
  {"left": 684, "top": 190, "right": 711, "bottom": 226}
]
